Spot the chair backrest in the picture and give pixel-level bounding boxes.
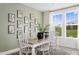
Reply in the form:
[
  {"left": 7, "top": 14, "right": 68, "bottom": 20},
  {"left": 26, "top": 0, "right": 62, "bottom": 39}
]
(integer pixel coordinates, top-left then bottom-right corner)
[
  {"left": 49, "top": 30, "right": 58, "bottom": 49},
  {"left": 49, "top": 31, "right": 57, "bottom": 41},
  {"left": 17, "top": 34, "right": 31, "bottom": 55},
  {"left": 18, "top": 33, "right": 29, "bottom": 47}
]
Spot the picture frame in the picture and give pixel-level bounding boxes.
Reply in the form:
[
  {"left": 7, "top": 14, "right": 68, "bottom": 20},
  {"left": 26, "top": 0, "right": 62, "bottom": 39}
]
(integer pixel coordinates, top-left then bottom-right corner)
[
  {"left": 8, "top": 13, "right": 15, "bottom": 23},
  {"left": 24, "top": 26, "right": 29, "bottom": 33},
  {"left": 34, "top": 18, "right": 38, "bottom": 25},
  {"left": 17, "top": 10, "right": 23, "bottom": 18},
  {"left": 17, "top": 30, "right": 23, "bottom": 39},
  {"left": 8, "top": 25, "right": 15, "bottom": 34},
  {"left": 30, "top": 22, "right": 34, "bottom": 26},
  {"left": 17, "top": 20, "right": 23, "bottom": 28},
  {"left": 24, "top": 16, "right": 29, "bottom": 24},
  {"left": 29, "top": 13, "right": 35, "bottom": 20}
]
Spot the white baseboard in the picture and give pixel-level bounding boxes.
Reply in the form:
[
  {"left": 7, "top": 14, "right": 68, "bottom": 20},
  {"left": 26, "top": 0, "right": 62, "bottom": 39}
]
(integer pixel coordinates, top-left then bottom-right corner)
[{"left": 0, "top": 48, "right": 20, "bottom": 55}]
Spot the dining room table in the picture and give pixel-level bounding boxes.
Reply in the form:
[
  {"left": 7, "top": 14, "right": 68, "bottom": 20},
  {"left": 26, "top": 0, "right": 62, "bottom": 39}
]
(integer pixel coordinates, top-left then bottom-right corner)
[{"left": 27, "top": 39, "right": 50, "bottom": 55}]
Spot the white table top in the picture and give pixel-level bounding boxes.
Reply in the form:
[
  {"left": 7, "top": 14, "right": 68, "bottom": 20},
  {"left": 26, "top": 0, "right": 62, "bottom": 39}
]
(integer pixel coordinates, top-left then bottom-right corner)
[{"left": 27, "top": 39, "right": 50, "bottom": 48}]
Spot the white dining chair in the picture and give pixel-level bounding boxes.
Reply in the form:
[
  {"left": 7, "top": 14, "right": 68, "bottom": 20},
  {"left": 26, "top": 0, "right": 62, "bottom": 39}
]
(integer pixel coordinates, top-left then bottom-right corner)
[
  {"left": 36, "top": 43, "right": 50, "bottom": 55},
  {"left": 17, "top": 35, "right": 32, "bottom": 55},
  {"left": 36, "top": 33, "right": 50, "bottom": 55},
  {"left": 49, "top": 31, "right": 58, "bottom": 54}
]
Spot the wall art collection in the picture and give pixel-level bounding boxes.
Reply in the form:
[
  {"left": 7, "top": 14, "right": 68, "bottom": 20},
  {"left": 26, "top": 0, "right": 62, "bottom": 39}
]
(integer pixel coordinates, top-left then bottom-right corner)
[{"left": 8, "top": 10, "right": 38, "bottom": 39}]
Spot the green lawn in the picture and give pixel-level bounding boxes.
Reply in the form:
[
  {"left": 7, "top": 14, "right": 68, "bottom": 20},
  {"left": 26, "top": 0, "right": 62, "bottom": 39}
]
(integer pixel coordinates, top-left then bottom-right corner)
[
  {"left": 66, "top": 25, "right": 77, "bottom": 37},
  {"left": 55, "top": 26, "right": 61, "bottom": 36},
  {"left": 66, "top": 29, "right": 77, "bottom": 37},
  {"left": 55, "top": 25, "right": 77, "bottom": 37}
]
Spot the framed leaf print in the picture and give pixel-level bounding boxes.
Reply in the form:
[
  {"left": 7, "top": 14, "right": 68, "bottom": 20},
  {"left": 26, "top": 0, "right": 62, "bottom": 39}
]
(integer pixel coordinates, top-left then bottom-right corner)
[
  {"left": 29, "top": 13, "right": 35, "bottom": 20},
  {"left": 34, "top": 18, "right": 38, "bottom": 25},
  {"left": 17, "top": 30, "right": 23, "bottom": 39},
  {"left": 17, "top": 10, "right": 23, "bottom": 18},
  {"left": 8, "top": 25, "right": 15, "bottom": 34},
  {"left": 24, "top": 26, "right": 29, "bottom": 33},
  {"left": 8, "top": 13, "right": 15, "bottom": 23},
  {"left": 24, "top": 16, "right": 29, "bottom": 24},
  {"left": 17, "top": 20, "right": 23, "bottom": 28}
]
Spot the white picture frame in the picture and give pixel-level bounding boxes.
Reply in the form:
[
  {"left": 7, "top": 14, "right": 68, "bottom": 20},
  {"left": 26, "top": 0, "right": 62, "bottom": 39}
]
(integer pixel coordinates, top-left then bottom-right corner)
[
  {"left": 17, "top": 30, "right": 23, "bottom": 39},
  {"left": 24, "top": 26, "right": 29, "bottom": 33},
  {"left": 8, "top": 25, "right": 15, "bottom": 34},
  {"left": 17, "top": 20, "right": 23, "bottom": 28},
  {"left": 24, "top": 16, "right": 29, "bottom": 24},
  {"left": 17, "top": 10, "right": 23, "bottom": 18},
  {"left": 30, "top": 13, "right": 35, "bottom": 20},
  {"left": 8, "top": 13, "right": 15, "bottom": 23},
  {"left": 34, "top": 18, "right": 38, "bottom": 25}
]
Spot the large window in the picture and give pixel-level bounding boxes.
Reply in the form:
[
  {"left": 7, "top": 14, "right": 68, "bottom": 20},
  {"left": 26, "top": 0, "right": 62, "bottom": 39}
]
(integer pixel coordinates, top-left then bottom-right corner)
[
  {"left": 53, "top": 14, "right": 62, "bottom": 36},
  {"left": 51, "top": 10, "right": 78, "bottom": 38},
  {"left": 66, "top": 12, "right": 78, "bottom": 38}
]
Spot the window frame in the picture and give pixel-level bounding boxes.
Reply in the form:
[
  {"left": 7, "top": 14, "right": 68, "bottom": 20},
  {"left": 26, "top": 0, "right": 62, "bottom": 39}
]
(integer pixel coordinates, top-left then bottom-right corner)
[
  {"left": 52, "top": 13, "right": 63, "bottom": 38},
  {"left": 50, "top": 9, "right": 79, "bottom": 39},
  {"left": 65, "top": 10, "right": 78, "bottom": 39}
]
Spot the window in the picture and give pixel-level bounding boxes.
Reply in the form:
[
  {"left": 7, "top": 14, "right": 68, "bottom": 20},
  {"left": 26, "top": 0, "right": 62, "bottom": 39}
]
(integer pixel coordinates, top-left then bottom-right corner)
[
  {"left": 66, "top": 12, "right": 78, "bottom": 38},
  {"left": 66, "top": 12, "right": 78, "bottom": 24},
  {"left": 53, "top": 14, "right": 62, "bottom": 36},
  {"left": 50, "top": 8, "right": 79, "bottom": 39}
]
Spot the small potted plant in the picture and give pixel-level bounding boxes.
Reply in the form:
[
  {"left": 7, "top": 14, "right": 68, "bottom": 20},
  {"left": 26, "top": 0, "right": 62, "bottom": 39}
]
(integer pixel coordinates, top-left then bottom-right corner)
[{"left": 37, "top": 23, "right": 49, "bottom": 40}]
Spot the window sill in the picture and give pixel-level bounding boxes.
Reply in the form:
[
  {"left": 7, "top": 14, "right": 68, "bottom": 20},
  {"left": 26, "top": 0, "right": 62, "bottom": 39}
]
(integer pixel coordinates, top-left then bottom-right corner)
[
  {"left": 65, "top": 37, "right": 78, "bottom": 40},
  {"left": 56, "top": 36, "right": 78, "bottom": 40}
]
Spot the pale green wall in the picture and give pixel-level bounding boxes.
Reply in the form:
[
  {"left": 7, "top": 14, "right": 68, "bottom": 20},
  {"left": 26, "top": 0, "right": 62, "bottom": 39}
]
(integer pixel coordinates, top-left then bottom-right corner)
[{"left": 0, "top": 3, "right": 43, "bottom": 52}]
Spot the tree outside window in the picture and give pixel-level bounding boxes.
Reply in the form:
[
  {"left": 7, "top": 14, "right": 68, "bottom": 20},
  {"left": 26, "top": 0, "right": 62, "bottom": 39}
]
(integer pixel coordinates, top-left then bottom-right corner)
[
  {"left": 53, "top": 14, "right": 62, "bottom": 36},
  {"left": 66, "top": 12, "right": 78, "bottom": 38}
]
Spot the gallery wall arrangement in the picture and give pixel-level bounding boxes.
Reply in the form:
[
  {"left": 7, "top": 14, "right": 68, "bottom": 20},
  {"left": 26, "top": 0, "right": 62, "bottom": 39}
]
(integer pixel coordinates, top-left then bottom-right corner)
[
  {"left": 8, "top": 13, "right": 15, "bottom": 34},
  {"left": 8, "top": 10, "right": 38, "bottom": 40}
]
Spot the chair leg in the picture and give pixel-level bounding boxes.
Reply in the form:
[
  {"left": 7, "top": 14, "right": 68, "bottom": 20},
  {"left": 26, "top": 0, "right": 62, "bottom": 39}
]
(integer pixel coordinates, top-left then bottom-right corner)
[
  {"left": 19, "top": 51, "right": 22, "bottom": 55},
  {"left": 42, "top": 51, "right": 44, "bottom": 55},
  {"left": 48, "top": 50, "right": 50, "bottom": 55}
]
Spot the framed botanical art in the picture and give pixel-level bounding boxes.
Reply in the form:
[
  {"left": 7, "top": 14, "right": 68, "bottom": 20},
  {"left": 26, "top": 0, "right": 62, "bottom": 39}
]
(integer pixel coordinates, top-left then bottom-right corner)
[
  {"left": 34, "top": 18, "right": 38, "bottom": 25},
  {"left": 8, "top": 25, "right": 15, "bottom": 34},
  {"left": 17, "top": 20, "right": 23, "bottom": 28},
  {"left": 24, "top": 26, "right": 29, "bottom": 33},
  {"left": 8, "top": 13, "right": 15, "bottom": 23},
  {"left": 29, "top": 13, "right": 35, "bottom": 20},
  {"left": 30, "top": 22, "right": 34, "bottom": 27},
  {"left": 17, "top": 10, "right": 23, "bottom": 18},
  {"left": 17, "top": 30, "right": 23, "bottom": 39},
  {"left": 24, "top": 16, "right": 29, "bottom": 24}
]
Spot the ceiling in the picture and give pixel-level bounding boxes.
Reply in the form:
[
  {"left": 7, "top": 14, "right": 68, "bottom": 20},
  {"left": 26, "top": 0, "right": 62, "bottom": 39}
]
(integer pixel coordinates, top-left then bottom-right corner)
[{"left": 23, "top": 3, "right": 79, "bottom": 12}]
